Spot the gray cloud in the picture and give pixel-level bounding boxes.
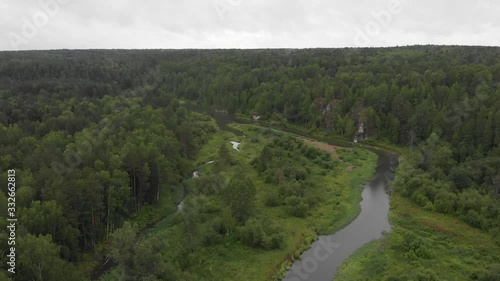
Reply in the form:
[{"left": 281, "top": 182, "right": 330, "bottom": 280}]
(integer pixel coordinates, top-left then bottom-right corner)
[{"left": 0, "top": 0, "right": 498, "bottom": 50}]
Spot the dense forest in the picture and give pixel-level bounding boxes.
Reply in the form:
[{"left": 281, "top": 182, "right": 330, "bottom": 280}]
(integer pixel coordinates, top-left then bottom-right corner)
[
  {"left": 0, "top": 46, "right": 499, "bottom": 280},
  {"left": 0, "top": 50, "right": 220, "bottom": 280}
]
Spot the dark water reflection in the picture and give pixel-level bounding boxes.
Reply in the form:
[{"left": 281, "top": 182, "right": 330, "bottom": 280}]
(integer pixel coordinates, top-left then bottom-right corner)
[
  {"left": 283, "top": 151, "right": 397, "bottom": 281},
  {"left": 209, "top": 111, "right": 246, "bottom": 137},
  {"left": 201, "top": 109, "right": 397, "bottom": 281}
]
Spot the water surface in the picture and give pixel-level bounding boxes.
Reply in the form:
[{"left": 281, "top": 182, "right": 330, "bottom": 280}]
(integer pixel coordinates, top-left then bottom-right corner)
[
  {"left": 203, "top": 109, "right": 397, "bottom": 281},
  {"left": 283, "top": 151, "right": 396, "bottom": 281}
]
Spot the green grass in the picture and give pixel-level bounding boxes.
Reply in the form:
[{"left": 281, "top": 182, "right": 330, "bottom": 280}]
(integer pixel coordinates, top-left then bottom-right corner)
[
  {"left": 98, "top": 122, "right": 378, "bottom": 281},
  {"left": 158, "top": 124, "right": 376, "bottom": 281},
  {"left": 335, "top": 194, "right": 500, "bottom": 281},
  {"left": 192, "top": 129, "right": 240, "bottom": 166},
  {"left": 230, "top": 117, "right": 403, "bottom": 157},
  {"left": 334, "top": 239, "right": 385, "bottom": 280}
]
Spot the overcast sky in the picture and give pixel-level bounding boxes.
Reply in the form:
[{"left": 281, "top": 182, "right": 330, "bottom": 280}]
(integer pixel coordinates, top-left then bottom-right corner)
[{"left": 1, "top": 0, "right": 499, "bottom": 50}]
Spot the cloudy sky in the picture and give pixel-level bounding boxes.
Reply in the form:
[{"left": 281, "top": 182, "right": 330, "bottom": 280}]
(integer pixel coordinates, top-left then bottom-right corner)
[{"left": 1, "top": 0, "right": 499, "bottom": 50}]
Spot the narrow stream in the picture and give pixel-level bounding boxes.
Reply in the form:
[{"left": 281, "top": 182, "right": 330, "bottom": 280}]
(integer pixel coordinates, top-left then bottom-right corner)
[
  {"left": 92, "top": 110, "right": 396, "bottom": 280},
  {"left": 198, "top": 109, "right": 399, "bottom": 281},
  {"left": 283, "top": 151, "right": 397, "bottom": 281}
]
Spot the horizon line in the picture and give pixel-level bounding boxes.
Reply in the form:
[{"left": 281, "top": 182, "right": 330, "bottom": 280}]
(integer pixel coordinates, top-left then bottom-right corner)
[{"left": 1, "top": 44, "right": 500, "bottom": 52}]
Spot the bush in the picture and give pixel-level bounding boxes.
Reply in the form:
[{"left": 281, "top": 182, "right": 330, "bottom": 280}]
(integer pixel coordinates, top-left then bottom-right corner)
[
  {"left": 279, "top": 180, "right": 305, "bottom": 198},
  {"left": 433, "top": 189, "right": 457, "bottom": 214},
  {"left": 293, "top": 167, "right": 308, "bottom": 181},
  {"left": 423, "top": 202, "right": 435, "bottom": 212},
  {"left": 404, "top": 249, "right": 418, "bottom": 260},
  {"left": 322, "top": 160, "right": 334, "bottom": 170},
  {"left": 202, "top": 226, "right": 224, "bottom": 246},
  {"left": 412, "top": 190, "right": 431, "bottom": 207},
  {"left": 475, "top": 264, "right": 500, "bottom": 281},
  {"left": 263, "top": 232, "right": 286, "bottom": 250},
  {"left": 464, "top": 209, "right": 484, "bottom": 229},
  {"left": 449, "top": 166, "right": 473, "bottom": 190},
  {"left": 304, "top": 193, "right": 320, "bottom": 207},
  {"left": 263, "top": 170, "right": 275, "bottom": 184},
  {"left": 321, "top": 152, "right": 331, "bottom": 161},
  {"left": 305, "top": 147, "right": 318, "bottom": 159},
  {"left": 284, "top": 196, "right": 309, "bottom": 218},
  {"left": 415, "top": 269, "right": 440, "bottom": 281},
  {"left": 264, "top": 189, "right": 282, "bottom": 207},
  {"left": 238, "top": 218, "right": 265, "bottom": 248},
  {"left": 313, "top": 157, "right": 322, "bottom": 165},
  {"left": 238, "top": 217, "right": 285, "bottom": 250},
  {"left": 415, "top": 245, "right": 433, "bottom": 259}
]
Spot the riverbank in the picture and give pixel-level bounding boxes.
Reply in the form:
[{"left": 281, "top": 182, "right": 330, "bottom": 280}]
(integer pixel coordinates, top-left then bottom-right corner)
[
  {"left": 226, "top": 123, "right": 398, "bottom": 280},
  {"left": 282, "top": 146, "right": 394, "bottom": 281},
  {"left": 99, "top": 120, "right": 378, "bottom": 281},
  {"left": 196, "top": 124, "right": 379, "bottom": 281},
  {"left": 335, "top": 193, "right": 500, "bottom": 280}
]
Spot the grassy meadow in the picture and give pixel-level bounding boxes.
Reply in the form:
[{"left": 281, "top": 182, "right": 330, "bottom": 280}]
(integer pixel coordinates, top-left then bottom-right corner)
[
  {"left": 335, "top": 194, "right": 500, "bottom": 281},
  {"left": 100, "top": 123, "right": 378, "bottom": 281}
]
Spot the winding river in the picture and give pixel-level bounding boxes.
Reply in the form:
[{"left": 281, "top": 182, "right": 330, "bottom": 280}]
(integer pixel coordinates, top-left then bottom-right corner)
[
  {"left": 283, "top": 150, "right": 396, "bottom": 281},
  {"left": 209, "top": 111, "right": 398, "bottom": 281},
  {"left": 92, "top": 110, "right": 397, "bottom": 280}
]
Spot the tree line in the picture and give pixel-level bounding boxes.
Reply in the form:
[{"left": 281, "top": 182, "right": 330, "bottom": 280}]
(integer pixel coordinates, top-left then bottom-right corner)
[
  {"left": 0, "top": 51, "right": 217, "bottom": 280},
  {"left": 0, "top": 46, "right": 499, "bottom": 279}
]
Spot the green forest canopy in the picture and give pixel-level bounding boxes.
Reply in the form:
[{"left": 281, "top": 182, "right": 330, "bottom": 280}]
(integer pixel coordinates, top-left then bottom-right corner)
[{"left": 0, "top": 46, "right": 499, "bottom": 280}]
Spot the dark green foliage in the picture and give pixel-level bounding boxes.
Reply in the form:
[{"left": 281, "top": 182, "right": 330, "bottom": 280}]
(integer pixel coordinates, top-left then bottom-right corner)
[
  {"left": 400, "top": 230, "right": 433, "bottom": 259},
  {"left": 449, "top": 166, "right": 474, "bottom": 190},
  {"left": 473, "top": 264, "right": 500, "bottom": 281},
  {"left": 263, "top": 188, "right": 281, "bottom": 207},
  {"left": 284, "top": 196, "right": 309, "bottom": 218},
  {"left": 238, "top": 217, "right": 285, "bottom": 250},
  {"left": 433, "top": 189, "right": 457, "bottom": 214},
  {"left": 223, "top": 176, "right": 256, "bottom": 223},
  {"left": 393, "top": 129, "right": 499, "bottom": 242},
  {"left": 110, "top": 222, "right": 168, "bottom": 280},
  {"left": 17, "top": 234, "right": 87, "bottom": 281},
  {"left": 19, "top": 200, "right": 80, "bottom": 261},
  {"left": 2, "top": 46, "right": 500, "bottom": 278},
  {"left": 218, "top": 143, "right": 233, "bottom": 167},
  {"left": 253, "top": 136, "right": 330, "bottom": 218},
  {"left": 0, "top": 50, "right": 218, "bottom": 276}
]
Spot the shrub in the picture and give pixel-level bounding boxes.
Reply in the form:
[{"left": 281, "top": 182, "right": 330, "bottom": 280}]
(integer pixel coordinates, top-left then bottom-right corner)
[
  {"left": 202, "top": 226, "right": 224, "bottom": 246},
  {"left": 238, "top": 217, "right": 286, "bottom": 250},
  {"left": 415, "top": 246, "right": 433, "bottom": 259},
  {"left": 321, "top": 152, "right": 331, "bottom": 161},
  {"left": 304, "top": 194, "right": 320, "bottom": 207},
  {"left": 264, "top": 189, "right": 282, "bottom": 207},
  {"left": 449, "top": 166, "right": 473, "bottom": 190},
  {"left": 475, "top": 264, "right": 500, "bottom": 281},
  {"left": 415, "top": 269, "right": 440, "bottom": 281},
  {"left": 412, "top": 190, "right": 431, "bottom": 207},
  {"left": 433, "top": 189, "right": 457, "bottom": 214},
  {"left": 464, "top": 209, "right": 484, "bottom": 229},
  {"left": 284, "top": 196, "right": 309, "bottom": 218},
  {"left": 404, "top": 249, "right": 418, "bottom": 260},
  {"left": 263, "top": 232, "right": 286, "bottom": 250},
  {"left": 305, "top": 147, "right": 318, "bottom": 159},
  {"left": 280, "top": 180, "right": 305, "bottom": 198},
  {"left": 238, "top": 218, "right": 265, "bottom": 248},
  {"left": 423, "top": 202, "right": 435, "bottom": 212},
  {"left": 294, "top": 168, "right": 308, "bottom": 181}
]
